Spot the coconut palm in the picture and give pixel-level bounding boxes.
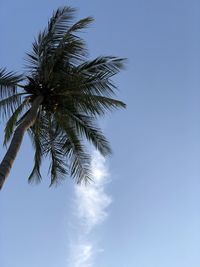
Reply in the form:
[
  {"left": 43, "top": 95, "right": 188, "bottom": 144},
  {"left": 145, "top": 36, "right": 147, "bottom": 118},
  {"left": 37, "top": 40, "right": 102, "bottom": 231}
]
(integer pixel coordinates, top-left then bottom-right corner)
[{"left": 0, "top": 6, "right": 126, "bottom": 190}]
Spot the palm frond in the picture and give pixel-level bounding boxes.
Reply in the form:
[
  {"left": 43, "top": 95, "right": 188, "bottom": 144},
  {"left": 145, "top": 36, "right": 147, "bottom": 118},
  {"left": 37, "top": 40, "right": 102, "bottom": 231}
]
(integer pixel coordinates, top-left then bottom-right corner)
[
  {"left": 27, "top": 111, "right": 49, "bottom": 183},
  {"left": 42, "top": 18, "right": 93, "bottom": 80},
  {"left": 4, "top": 99, "right": 29, "bottom": 145},
  {"left": 48, "top": 139, "right": 68, "bottom": 186},
  {"left": 0, "top": 68, "right": 23, "bottom": 98},
  {"left": 27, "top": 127, "right": 43, "bottom": 183},
  {"left": 52, "top": 16, "right": 93, "bottom": 63},
  {"left": 77, "top": 56, "right": 126, "bottom": 77},
  {"left": 62, "top": 57, "right": 126, "bottom": 96},
  {"left": 70, "top": 148, "right": 92, "bottom": 184},
  {"left": 67, "top": 94, "right": 126, "bottom": 116},
  {"left": 55, "top": 113, "right": 92, "bottom": 184},
  {"left": 47, "top": 9, "right": 93, "bottom": 64},
  {"left": 47, "top": 117, "right": 68, "bottom": 185},
  {"left": 67, "top": 16, "right": 94, "bottom": 33},
  {"left": 0, "top": 93, "right": 26, "bottom": 119},
  {"left": 52, "top": 34, "right": 87, "bottom": 68},
  {"left": 47, "top": 6, "right": 76, "bottom": 41},
  {"left": 30, "top": 113, "right": 69, "bottom": 185},
  {"left": 59, "top": 111, "right": 111, "bottom": 156},
  {"left": 26, "top": 7, "right": 77, "bottom": 71},
  {"left": 26, "top": 7, "right": 93, "bottom": 83},
  {"left": 67, "top": 139, "right": 92, "bottom": 184}
]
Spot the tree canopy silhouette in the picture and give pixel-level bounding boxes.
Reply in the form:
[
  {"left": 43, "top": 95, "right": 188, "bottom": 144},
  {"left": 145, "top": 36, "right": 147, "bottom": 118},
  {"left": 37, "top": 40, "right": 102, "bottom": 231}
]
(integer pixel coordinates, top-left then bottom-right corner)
[{"left": 0, "top": 6, "right": 126, "bottom": 190}]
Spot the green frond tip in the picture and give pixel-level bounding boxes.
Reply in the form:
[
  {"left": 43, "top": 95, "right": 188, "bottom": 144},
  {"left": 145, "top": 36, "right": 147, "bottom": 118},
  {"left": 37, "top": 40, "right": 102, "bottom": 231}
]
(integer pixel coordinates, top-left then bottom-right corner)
[
  {"left": 49, "top": 6, "right": 77, "bottom": 30},
  {"left": 67, "top": 17, "right": 94, "bottom": 33},
  {"left": 78, "top": 57, "right": 126, "bottom": 72}
]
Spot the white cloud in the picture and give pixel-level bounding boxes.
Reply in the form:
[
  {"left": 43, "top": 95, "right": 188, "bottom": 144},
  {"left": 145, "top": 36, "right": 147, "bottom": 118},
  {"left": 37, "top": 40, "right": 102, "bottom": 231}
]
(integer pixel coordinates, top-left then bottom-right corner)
[
  {"left": 69, "top": 151, "right": 112, "bottom": 267},
  {"left": 71, "top": 243, "right": 93, "bottom": 267}
]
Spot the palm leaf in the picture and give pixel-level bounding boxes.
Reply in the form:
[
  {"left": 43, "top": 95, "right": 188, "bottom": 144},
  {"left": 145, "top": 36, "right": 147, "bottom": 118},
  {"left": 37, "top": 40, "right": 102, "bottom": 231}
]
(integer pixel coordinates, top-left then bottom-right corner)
[
  {"left": 54, "top": 113, "right": 92, "bottom": 184},
  {"left": 77, "top": 57, "right": 126, "bottom": 77},
  {"left": 47, "top": 118, "right": 68, "bottom": 185},
  {"left": 30, "top": 112, "right": 69, "bottom": 185},
  {"left": 59, "top": 111, "right": 111, "bottom": 156},
  {"left": 28, "top": 111, "right": 51, "bottom": 183},
  {"left": 62, "top": 57, "right": 126, "bottom": 96},
  {"left": 27, "top": 127, "right": 43, "bottom": 183},
  {"left": 67, "top": 94, "right": 126, "bottom": 116},
  {"left": 0, "top": 68, "right": 23, "bottom": 98},
  {"left": 25, "top": 7, "right": 77, "bottom": 71},
  {"left": 48, "top": 140, "right": 68, "bottom": 186},
  {"left": 0, "top": 93, "right": 26, "bottom": 119},
  {"left": 4, "top": 99, "right": 29, "bottom": 145},
  {"left": 47, "top": 6, "right": 76, "bottom": 42},
  {"left": 51, "top": 16, "right": 93, "bottom": 62}
]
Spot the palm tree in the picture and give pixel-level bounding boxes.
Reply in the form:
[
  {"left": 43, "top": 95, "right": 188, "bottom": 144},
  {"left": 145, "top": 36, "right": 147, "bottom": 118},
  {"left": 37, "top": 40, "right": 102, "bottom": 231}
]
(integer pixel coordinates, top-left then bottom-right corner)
[{"left": 0, "top": 6, "right": 126, "bottom": 190}]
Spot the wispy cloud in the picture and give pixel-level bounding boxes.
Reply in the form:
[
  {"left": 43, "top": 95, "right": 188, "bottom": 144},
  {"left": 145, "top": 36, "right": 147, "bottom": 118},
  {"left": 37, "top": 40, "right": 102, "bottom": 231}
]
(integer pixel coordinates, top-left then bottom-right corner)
[
  {"left": 69, "top": 151, "right": 112, "bottom": 267},
  {"left": 70, "top": 243, "right": 93, "bottom": 267}
]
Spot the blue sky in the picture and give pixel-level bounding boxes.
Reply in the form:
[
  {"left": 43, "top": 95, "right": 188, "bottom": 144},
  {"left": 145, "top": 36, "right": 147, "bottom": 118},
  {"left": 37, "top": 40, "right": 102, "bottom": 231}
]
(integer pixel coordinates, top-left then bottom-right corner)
[{"left": 0, "top": 0, "right": 200, "bottom": 267}]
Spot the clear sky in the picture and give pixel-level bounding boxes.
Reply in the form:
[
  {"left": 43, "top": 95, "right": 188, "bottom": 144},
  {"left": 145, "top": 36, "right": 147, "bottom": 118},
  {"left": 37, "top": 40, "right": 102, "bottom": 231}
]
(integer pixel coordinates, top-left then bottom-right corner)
[{"left": 0, "top": 0, "right": 200, "bottom": 267}]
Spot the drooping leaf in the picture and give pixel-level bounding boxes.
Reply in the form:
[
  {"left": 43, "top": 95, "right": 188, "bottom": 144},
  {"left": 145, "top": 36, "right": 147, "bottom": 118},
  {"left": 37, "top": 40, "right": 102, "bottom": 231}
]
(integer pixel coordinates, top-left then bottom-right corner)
[
  {"left": 0, "top": 68, "right": 23, "bottom": 98},
  {"left": 0, "top": 93, "right": 25, "bottom": 120},
  {"left": 4, "top": 99, "right": 29, "bottom": 145}
]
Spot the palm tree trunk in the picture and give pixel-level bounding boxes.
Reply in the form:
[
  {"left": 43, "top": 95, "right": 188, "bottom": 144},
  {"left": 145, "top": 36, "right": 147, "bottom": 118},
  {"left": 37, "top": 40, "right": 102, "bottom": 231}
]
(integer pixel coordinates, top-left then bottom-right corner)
[{"left": 0, "top": 96, "right": 43, "bottom": 190}]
